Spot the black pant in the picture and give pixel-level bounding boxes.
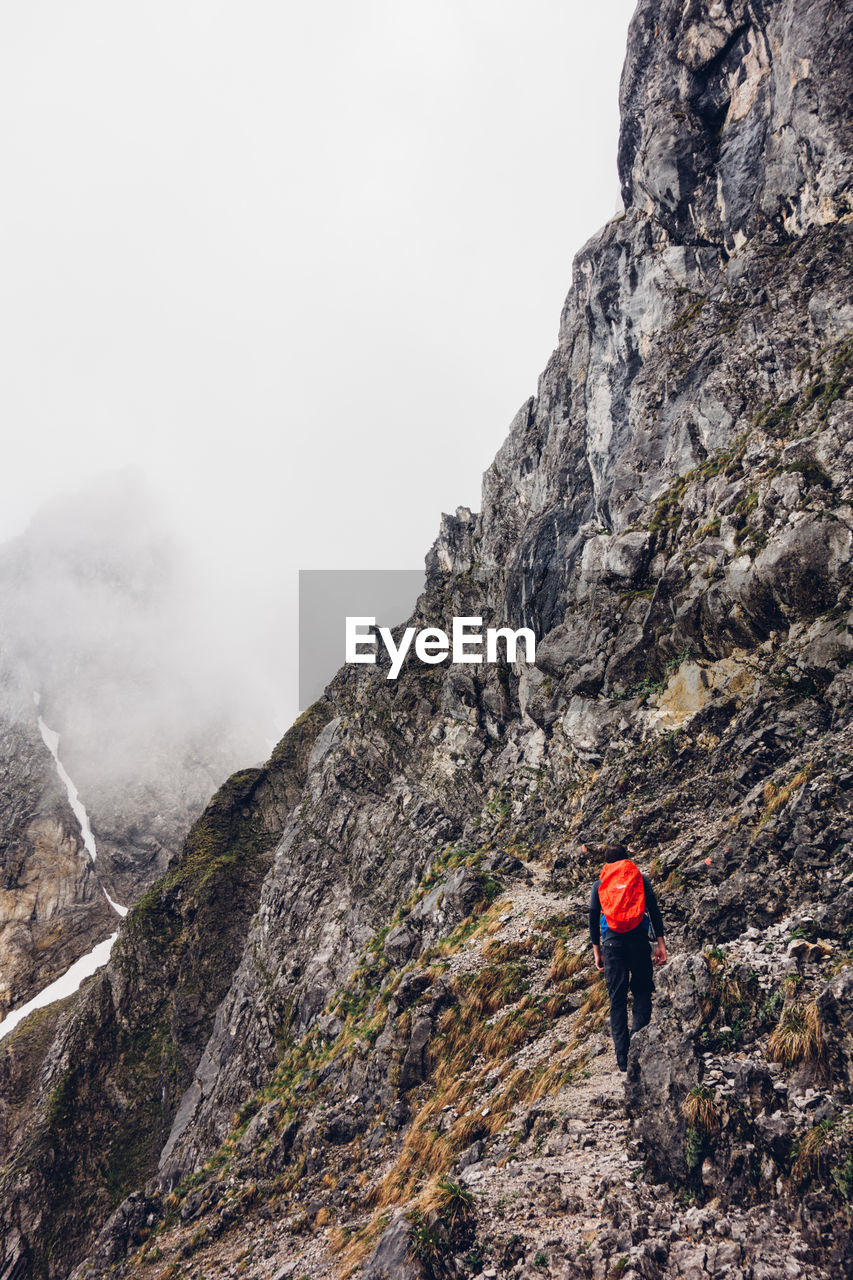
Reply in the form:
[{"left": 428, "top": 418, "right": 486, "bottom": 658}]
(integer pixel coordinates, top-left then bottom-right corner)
[{"left": 602, "top": 927, "right": 654, "bottom": 1068}]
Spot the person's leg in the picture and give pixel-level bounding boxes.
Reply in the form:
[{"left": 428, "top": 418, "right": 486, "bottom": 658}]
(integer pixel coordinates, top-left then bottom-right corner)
[
  {"left": 603, "top": 939, "right": 630, "bottom": 1069},
  {"left": 629, "top": 936, "right": 654, "bottom": 1036}
]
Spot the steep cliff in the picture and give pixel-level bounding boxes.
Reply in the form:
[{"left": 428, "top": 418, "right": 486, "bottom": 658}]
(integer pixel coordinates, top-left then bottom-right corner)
[
  {"left": 1, "top": 1, "right": 852, "bottom": 1278},
  {"left": 0, "top": 683, "right": 115, "bottom": 1021},
  {"left": 0, "top": 700, "right": 332, "bottom": 1278}
]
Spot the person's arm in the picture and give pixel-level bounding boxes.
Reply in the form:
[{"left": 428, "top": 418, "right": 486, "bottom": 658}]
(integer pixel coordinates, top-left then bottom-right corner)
[
  {"left": 643, "top": 874, "right": 668, "bottom": 966},
  {"left": 589, "top": 883, "right": 604, "bottom": 971}
]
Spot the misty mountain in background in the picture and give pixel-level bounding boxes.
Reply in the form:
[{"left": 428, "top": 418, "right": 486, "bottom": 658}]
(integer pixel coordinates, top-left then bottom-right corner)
[{"left": 0, "top": 469, "right": 282, "bottom": 1017}]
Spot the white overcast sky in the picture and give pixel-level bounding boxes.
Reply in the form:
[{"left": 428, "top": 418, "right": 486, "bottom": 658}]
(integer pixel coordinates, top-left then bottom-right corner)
[{"left": 1, "top": 2, "right": 636, "bottom": 729}]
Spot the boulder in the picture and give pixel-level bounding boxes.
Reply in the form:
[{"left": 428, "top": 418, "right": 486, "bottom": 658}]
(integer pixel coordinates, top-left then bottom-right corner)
[
  {"left": 363, "top": 1212, "right": 427, "bottom": 1280},
  {"left": 817, "top": 967, "right": 853, "bottom": 1097},
  {"left": 399, "top": 1017, "right": 433, "bottom": 1091},
  {"left": 383, "top": 924, "right": 419, "bottom": 967}
]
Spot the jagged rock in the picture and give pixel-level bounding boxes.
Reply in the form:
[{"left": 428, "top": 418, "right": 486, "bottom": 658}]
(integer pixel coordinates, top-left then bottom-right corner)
[
  {"left": 389, "top": 971, "right": 432, "bottom": 1018},
  {"left": 0, "top": 707, "right": 116, "bottom": 1021},
  {"left": 619, "top": 0, "right": 853, "bottom": 250},
  {"left": 388, "top": 1099, "right": 409, "bottom": 1131},
  {"left": 67, "top": 1192, "right": 162, "bottom": 1277},
  {"left": 410, "top": 867, "right": 483, "bottom": 931},
  {"left": 263, "top": 1118, "right": 299, "bottom": 1173},
  {"left": 363, "top": 1213, "right": 427, "bottom": 1280},
  {"left": 315, "top": 1012, "right": 345, "bottom": 1041},
  {"left": 579, "top": 531, "right": 652, "bottom": 593},
  {"left": 399, "top": 1016, "right": 433, "bottom": 1091},
  {"left": 455, "top": 1139, "right": 484, "bottom": 1171},
  {"left": 384, "top": 924, "right": 419, "bottom": 967},
  {"left": 818, "top": 967, "right": 853, "bottom": 1095},
  {"left": 626, "top": 958, "right": 706, "bottom": 1181},
  {"left": 235, "top": 1100, "right": 282, "bottom": 1155},
  {"left": 730, "top": 515, "right": 852, "bottom": 628},
  {"left": 482, "top": 849, "right": 527, "bottom": 877}
]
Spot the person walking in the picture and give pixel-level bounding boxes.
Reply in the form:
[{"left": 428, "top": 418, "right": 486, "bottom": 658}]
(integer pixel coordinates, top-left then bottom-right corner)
[{"left": 589, "top": 843, "right": 667, "bottom": 1071}]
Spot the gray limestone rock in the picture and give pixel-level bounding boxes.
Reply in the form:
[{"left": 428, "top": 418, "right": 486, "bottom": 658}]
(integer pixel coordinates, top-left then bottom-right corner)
[
  {"left": 384, "top": 924, "right": 419, "bottom": 967},
  {"left": 0, "top": 698, "right": 115, "bottom": 1022},
  {"left": 818, "top": 967, "right": 853, "bottom": 1096},
  {"left": 363, "top": 1213, "right": 427, "bottom": 1280},
  {"left": 399, "top": 1016, "right": 433, "bottom": 1091}
]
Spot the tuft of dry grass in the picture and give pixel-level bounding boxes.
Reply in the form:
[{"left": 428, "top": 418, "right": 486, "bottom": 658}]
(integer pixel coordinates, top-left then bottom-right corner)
[
  {"left": 278, "top": 1153, "right": 306, "bottom": 1195},
  {"left": 526, "top": 1048, "right": 581, "bottom": 1103},
  {"left": 328, "top": 1225, "right": 352, "bottom": 1255},
  {"left": 578, "top": 974, "right": 608, "bottom": 1017},
  {"left": 239, "top": 1181, "right": 259, "bottom": 1207},
  {"left": 418, "top": 1175, "right": 474, "bottom": 1227},
  {"left": 480, "top": 1003, "right": 540, "bottom": 1058},
  {"left": 484, "top": 934, "right": 554, "bottom": 963},
  {"left": 542, "top": 990, "right": 575, "bottom": 1019},
  {"left": 793, "top": 1118, "right": 835, "bottom": 1179},
  {"left": 768, "top": 999, "right": 824, "bottom": 1069},
  {"left": 550, "top": 944, "right": 586, "bottom": 984},
  {"left": 463, "top": 964, "right": 528, "bottom": 1017},
  {"left": 681, "top": 1085, "right": 722, "bottom": 1134},
  {"left": 759, "top": 764, "right": 814, "bottom": 824},
  {"left": 701, "top": 949, "right": 743, "bottom": 1020}
]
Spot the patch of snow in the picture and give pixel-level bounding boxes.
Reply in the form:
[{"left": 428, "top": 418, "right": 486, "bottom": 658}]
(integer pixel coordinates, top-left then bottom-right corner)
[
  {"left": 0, "top": 932, "right": 117, "bottom": 1042},
  {"left": 37, "top": 713, "right": 97, "bottom": 860},
  {"left": 104, "top": 889, "right": 129, "bottom": 918},
  {"left": 33, "top": 691, "right": 127, "bottom": 918}
]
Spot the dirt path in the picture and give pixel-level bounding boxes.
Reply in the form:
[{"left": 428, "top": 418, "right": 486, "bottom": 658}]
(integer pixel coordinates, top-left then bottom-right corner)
[
  {"left": 127, "top": 863, "right": 831, "bottom": 1280},
  {"left": 436, "top": 864, "right": 833, "bottom": 1280}
]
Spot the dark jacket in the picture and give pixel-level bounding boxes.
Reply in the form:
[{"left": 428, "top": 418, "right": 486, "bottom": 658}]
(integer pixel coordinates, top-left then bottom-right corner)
[{"left": 589, "top": 873, "right": 664, "bottom": 945}]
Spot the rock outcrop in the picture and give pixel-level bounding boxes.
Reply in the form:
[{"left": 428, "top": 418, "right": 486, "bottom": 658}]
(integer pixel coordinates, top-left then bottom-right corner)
[
  {"left": 0, "top": 700, "right": 332, "bottom": 1279},
  {"left": 0, "top": 682, "right": 115, "bottom": 1021},
  {"left": 1, "top": 1, "right": 852, "bottom": 1278}
]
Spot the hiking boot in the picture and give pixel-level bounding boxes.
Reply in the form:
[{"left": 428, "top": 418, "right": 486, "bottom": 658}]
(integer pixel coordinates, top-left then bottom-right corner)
[{"left": 617, "top": 1057, "right": 627, "bottom": 1072}]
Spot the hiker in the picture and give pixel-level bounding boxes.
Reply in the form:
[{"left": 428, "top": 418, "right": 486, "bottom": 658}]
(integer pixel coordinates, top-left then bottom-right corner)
[{"left": 589, "top": 843, "right": 667, "bottom": 1072}]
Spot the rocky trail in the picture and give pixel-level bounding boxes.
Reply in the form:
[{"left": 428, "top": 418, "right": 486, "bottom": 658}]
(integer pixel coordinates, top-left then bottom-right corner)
[
  {"left": 373, "top": 866, "right": 838, "bottom": 1280},
  {"left": 100, "top": 865, "right": 835, "bottom": 1280}
]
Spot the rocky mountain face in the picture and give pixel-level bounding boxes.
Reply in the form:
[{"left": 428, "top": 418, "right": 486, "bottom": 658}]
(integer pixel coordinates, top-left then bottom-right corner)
[
  {"left": 0, "top": 701, "right": 332, "bottom": 1275},
  {"left": 0, "top": 472, "right": 278, "bottom": 1019},
  {"left": 1, "top": 1, "right": 853, "bottom": 1278},
  {"left": 0, "top": 683, "right": 116, "bottom": 1022}
]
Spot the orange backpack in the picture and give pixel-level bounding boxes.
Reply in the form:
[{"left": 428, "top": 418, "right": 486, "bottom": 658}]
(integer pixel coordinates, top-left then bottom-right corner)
[{"left": 599, "top": 859, "right": 646, "bottom": 933}]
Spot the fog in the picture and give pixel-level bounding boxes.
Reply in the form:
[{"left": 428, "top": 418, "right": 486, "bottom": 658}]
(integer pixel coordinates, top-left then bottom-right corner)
[
  {"left": 0, "top": 468, "right": 288, "bottom": 904},
  {"left": 0, "top": 1, "right": 637, "bottom": 737},
  {"left": 0, "top": 470, "right": 280, "bottom": 790}
]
